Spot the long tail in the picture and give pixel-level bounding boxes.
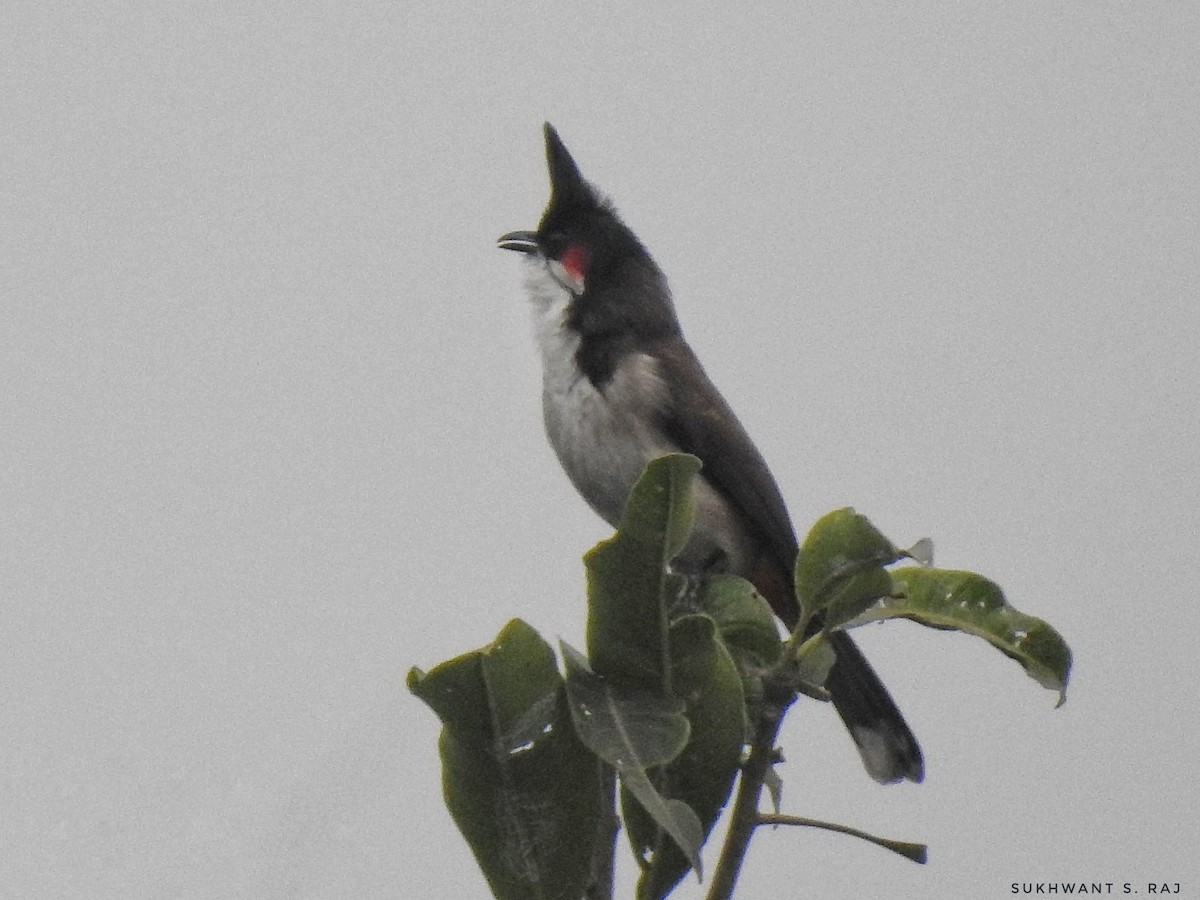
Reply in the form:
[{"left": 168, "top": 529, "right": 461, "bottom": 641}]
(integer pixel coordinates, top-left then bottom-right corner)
[
  {"left": 825, "top": 630, "right": 924, "bottom": 784},
  {"left": 746, "top": 550, "right": 923, "bottom": 783}
]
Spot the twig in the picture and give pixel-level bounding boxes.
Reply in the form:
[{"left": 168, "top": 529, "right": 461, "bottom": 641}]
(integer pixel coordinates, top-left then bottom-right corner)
[
  {"left": 757, "top": 813, "right": 927, "bottom": 864},
  {"left": 705, "top": 678, "right": 793, "bottom": 900}
]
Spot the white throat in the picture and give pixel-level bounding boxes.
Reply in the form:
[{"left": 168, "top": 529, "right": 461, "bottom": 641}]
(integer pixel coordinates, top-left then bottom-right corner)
[
  {"left": 516, "top": 256, "right": 757, "bottom": 580},
  {"left": 522, "top": 257, "right": 581, "bottom": 392}
]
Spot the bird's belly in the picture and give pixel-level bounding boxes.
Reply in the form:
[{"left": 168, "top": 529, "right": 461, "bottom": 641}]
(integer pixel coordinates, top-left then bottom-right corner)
[
  {"left": 541, "top": 363, "right": 755, "bottom": 578},
  {"left": 542, "top": 372, "right": 663, "bottom": 528}
]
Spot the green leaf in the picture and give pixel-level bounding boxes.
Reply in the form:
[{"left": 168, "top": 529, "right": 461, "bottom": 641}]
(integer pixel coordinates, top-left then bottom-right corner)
[
  {"left": 623, "top": 615, "right": 747, "bottom": 899},
  {"left": 561, "top": 643, "right": 703, "bottom": 875},
  {"left": 793, "top": 635, "right": 837, "bottom": 698},
  {"left": 692, "top": 573, "right": 784, "bottom": 748},
  {"left": 853, "top": 568, "right": 1072, "bottom": 704},
  {"left": 794, "top": 508, "right": 903, "bottom": 629},
  {"left": 698, "top": 574, "right": 782, "bottom": 668},
  {"left": 585, "top": 454, "right": 702, "bottom": 689},
  {"left": 408, "top": 620, "right": 603, "bottom": 900}
]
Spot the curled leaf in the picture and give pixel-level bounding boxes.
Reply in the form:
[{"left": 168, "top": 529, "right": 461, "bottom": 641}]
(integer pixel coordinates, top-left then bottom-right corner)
[
  {"left": 794, "top": 508, "right": 904, "bottom": 629},
  {"left": 850, "top": 568, "right": 1072, "bottom": 704}
]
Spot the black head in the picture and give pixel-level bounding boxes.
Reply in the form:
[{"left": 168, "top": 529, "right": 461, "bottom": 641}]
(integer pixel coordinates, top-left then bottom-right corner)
[
  {"left": 498, "top": 124, "right": 680, "bottom": 366},
  {"left": 535, "top": 124, "right": 648, "bottom": 289}
]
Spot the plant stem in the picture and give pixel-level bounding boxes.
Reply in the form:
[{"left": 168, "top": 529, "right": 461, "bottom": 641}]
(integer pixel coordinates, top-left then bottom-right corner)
[
  {"left": 585, "top": 765, "right": 620, "bottom": 900},
  {"left": 705, "top": 678, "right": 794, "bottom": 900},
  {"left": 757, "top": 814, "right": 927, "bottom": 864}
]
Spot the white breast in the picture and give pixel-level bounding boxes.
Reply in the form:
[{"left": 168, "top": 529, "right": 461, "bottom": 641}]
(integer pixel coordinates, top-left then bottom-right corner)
[
  {"left": 521, "top": 258, "right": 756, "bottom": 577},
  {"left": 524, "top": 260, "right": 671, "bottom": 526}
]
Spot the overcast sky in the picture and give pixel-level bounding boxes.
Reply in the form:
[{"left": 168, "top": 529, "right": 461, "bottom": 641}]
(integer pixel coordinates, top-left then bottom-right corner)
[{"left": 4, "top": 4, "right": 1198, "bottom": 898}]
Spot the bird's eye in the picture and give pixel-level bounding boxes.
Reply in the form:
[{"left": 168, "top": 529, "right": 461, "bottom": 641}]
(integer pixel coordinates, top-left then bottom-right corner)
[{"left": 542, "top": 231, "right": 568, "bottom": 256}]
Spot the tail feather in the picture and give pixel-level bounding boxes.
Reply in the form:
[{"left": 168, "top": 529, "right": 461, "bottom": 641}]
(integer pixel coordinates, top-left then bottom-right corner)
[
  {"left": 825, "top": 631, "right": 924, "bottom": 784},
  {"left": 753, "top": 559, "right": 923, "bottom": 784}
]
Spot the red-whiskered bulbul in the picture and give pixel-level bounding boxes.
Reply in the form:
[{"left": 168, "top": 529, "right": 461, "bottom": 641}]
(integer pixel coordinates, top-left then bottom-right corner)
[{"left": 498, "top": 124, "right": 923, "bottom": 784}]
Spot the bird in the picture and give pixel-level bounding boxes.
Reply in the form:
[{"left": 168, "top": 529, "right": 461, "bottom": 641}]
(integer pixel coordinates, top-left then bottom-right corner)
[{"left": 497, "top": 123, "right": 922, "bottom": 784}]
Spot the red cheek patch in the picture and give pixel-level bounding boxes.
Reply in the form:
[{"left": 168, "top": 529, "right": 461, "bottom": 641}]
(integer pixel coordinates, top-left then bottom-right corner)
[{"left": 560, "top": 243, "right": 591, "bottom": 282}]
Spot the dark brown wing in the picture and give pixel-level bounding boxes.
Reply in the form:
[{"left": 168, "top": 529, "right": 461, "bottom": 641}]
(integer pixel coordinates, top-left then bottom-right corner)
[
  {"left": 650, "top": 338, "right": 800, "bottom": 620},
  {"left": 650, "top": 338, "right": 923, "bottom": 782}
]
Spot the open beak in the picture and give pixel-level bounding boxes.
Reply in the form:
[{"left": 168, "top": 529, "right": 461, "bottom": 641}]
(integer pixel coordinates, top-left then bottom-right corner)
[{"left": 496, "top": 230, "right": 539, "bottom": 254}]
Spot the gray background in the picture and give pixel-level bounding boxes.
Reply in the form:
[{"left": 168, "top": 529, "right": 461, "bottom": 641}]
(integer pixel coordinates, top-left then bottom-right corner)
[{"left": 5, "top": 4, "right": 1198, "bottom": 898}]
